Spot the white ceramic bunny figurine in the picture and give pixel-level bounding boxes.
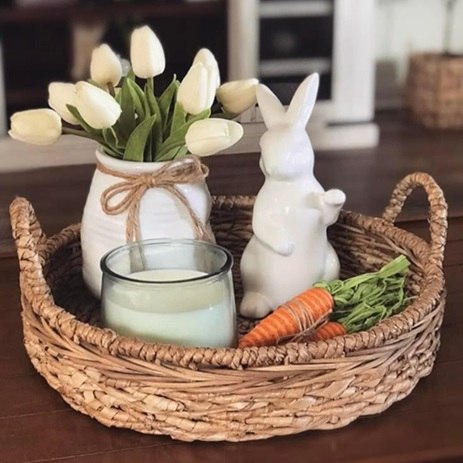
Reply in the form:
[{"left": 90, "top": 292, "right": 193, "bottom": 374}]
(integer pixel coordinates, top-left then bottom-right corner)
[{"left": 240, "top": 73, "right": 346, "bottom": 319}]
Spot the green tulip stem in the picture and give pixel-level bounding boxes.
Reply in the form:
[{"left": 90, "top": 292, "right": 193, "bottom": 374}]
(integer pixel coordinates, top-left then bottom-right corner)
[
  {"left": 62, "top": 127, "right": 99, "bottom": 141},
  {"left": 147, "top": 77, "right": 154, "bottom": 95}
]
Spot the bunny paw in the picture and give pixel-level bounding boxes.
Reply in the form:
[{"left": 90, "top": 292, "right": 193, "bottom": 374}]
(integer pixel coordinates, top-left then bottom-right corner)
[
  {"left": 240, "top": 292, "right": 273, "bottom": 319},
  {"left": 324, "top": 189, "right": 346, "bottom": 206},
  {"left": 274, "top": 240, "right": 294, "bottom": 256}
]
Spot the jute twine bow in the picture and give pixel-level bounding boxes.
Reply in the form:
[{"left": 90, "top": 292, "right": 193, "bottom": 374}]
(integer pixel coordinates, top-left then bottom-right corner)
[{"left": 97, "top": 156, "right": 214, "bottom": 243}]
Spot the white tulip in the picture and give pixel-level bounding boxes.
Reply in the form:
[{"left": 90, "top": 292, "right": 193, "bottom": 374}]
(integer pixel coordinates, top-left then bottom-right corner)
[
  {"left": 193, "top": 48, "right": 220, "bottom": 88},
  {"left": 185, "top": 119, "right": 243, "bottom": 156},
  {"left": 74, "top": 81, "right": 121, "bottom": 129},
  {"left": 177, "top": 62, "right": 217, "bottom": 115},
  {"left": 9, "top": 109, "right": 62, "bottom": 146},
  {"left": 90, "top": 44, "right": 122, "bottom": 87},
  {"left": 216, "top": 78, "right": 259, "bottom": 115},
  {"left": 48, "top": 82, "right": 79, "bottom": 125},
  {"left": 130, "top": 26, "right": 165, "bottom": 79}
]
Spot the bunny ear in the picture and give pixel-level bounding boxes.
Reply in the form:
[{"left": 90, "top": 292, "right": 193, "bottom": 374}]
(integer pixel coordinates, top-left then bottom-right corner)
[
  {"left": 285, "top": 73, "right": 319, "bottom": 127},
  {"left": 256, "top": 84, "right": 285, "bottom": 129}
]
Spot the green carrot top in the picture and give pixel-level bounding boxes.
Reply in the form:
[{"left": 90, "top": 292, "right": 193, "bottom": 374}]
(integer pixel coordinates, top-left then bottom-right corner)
[{"left": 314, "top": 255, "right": 411, "bottom": 333}]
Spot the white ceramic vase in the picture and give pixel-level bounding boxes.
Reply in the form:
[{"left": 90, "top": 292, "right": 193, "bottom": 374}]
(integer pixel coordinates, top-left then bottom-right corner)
[{"left": 81, "top": 149, "right": 213, "bottom": 298}]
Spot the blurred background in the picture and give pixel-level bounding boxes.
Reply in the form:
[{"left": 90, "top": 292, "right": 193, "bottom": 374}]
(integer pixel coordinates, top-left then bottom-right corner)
[{"left": 0, "top": 0, "right": 462, "bottom": 145}]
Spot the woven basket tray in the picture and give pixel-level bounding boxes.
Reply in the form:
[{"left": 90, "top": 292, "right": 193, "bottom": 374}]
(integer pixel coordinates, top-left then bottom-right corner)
[
  {"left": 405, "top": 52, "right": 463, "bottom": 129},
  {"left": 9, "top": 172, "right": 447, "bottom": 442}
]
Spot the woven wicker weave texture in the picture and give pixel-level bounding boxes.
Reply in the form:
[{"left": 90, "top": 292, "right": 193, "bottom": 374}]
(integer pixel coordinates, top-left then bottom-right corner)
[
  {"left": 406, "top": 52, "right": 463, "bottom": 129},
  {"left": 10, "top": 172, "right": 447, "bottom": 442}
]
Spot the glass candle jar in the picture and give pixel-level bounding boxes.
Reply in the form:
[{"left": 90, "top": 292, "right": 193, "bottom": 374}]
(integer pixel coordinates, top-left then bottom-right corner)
[{"left": 100, "top": 239, "right": 236, "bottom": 348}]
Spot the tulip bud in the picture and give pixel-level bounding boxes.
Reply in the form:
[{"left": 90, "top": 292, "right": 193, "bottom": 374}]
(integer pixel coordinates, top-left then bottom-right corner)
[
  {"left": 48, "top": 82, "right": 79, "bottom": 125},
  {"left": 177, "top": 62, "right": 217, "bottom": 115},
  {"left": 9, "top": 109, "right": 62, "bottom": 146},
  {"left": 193, "top": 48, "right": 220, "bottom": 89},
  {"left": 90, "top": 44, "right": 122, "bottom": 87},
  {"left": 130, "top": 26, "right": 165, "bottom": 79},
  {"left": 185, "top": 119, "right": 243, "bottom": 156},
  {"left": 74, "top": 81, "right": 122, "bottom": 129},
  {"left": 216, "top": 78, "right": 258, "bottom": 115}
]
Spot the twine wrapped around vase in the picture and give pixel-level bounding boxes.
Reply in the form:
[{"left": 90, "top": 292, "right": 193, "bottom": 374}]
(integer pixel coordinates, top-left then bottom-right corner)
[{"left": 97, "top": 155, "right": 214, "bottom": 242}]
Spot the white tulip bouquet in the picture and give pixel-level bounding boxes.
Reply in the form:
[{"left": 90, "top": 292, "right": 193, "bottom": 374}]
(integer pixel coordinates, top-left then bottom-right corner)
[{"left": 9, "top": 25, "right": 258, "bottom": 162}]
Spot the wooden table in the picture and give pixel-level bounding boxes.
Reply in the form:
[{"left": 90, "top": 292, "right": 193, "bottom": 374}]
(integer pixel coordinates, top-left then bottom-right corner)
[{"left": 0, "top": 112, "right": 462, "bottom": 462}]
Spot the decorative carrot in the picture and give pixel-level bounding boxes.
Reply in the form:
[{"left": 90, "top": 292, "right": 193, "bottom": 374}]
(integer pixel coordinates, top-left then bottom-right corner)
[
  {"left": 312, "top": 321, "right": 347, "bottom": 341},
  {"left": 239, "top": 255, "right": 410, "bottom": 348},
  {"left": 239, "top": 287, "right": 334, "bottom": 347}
]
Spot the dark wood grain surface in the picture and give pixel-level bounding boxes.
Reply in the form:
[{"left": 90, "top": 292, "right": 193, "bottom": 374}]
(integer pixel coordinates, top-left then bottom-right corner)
[{"left": 0, "top": 111, "right": 462, "bottom": 462}]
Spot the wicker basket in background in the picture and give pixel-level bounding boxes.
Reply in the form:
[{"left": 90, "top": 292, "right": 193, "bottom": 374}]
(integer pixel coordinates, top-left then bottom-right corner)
[
  {"left": 9, "top": 172, "right": 447, "bottom": 442},
  {"left": 405, "top": 52, "right": 463, "bottom": 128}
]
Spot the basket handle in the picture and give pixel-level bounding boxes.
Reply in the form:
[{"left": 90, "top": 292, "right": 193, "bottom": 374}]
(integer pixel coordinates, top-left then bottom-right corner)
[
  {"left": 9, "top": 197, "right": 47, "bottom": 273},
  {"left": 382, "top": 172, "right": 448, "bottom": 267}
]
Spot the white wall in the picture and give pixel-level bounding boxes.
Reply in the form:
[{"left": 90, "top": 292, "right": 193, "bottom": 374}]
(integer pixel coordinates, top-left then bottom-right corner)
[{"left": 375, "top": 0, "right": 463, "bottom": 106}]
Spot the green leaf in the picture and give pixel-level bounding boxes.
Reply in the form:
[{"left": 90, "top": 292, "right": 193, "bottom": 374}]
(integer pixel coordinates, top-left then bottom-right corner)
[
  {"left": 115, "top": 88, "right": 122, "bottom": 105},
  {"left": 145, "top": 83, "right": 161, "bottom": 118},
  {"left": 102, "top": 127, "right": 125, "bottom": 152},
  {"left": 144, "top": 132, "right": 153, "bottom": 162},
  {"left": 126, "top": 78, "right": 146, "bottom": 120},
  {"left": 101, "top": 145, "right": 123, "bottom": 158},
  {"left": 99, "top": 129, "right": 124, "bottom": 157},
  {"left": 157, "top": 145, "right": 188, "bottom": 162},
  {"left": 169, "top": 102, "right": 187, "bottom": 136},
  {"left": 123, "top": 115, "right": 157, "bottom": 162},
  {"left": 103, "top": 127, "right": 117, "bottom": 147},
  {"left": 144, "top": 82, "right": 163, "bottom": 153},
  {"left": 126, "top": 68, "right": 136, "bottom": 81},
  {"left": 159, "top": 76, "right": 179, "bottom": 132},
  {"left": 186, "top": 108, "right": 211, "bottom": 123},
  {"left": 156, "top": 108, "right": 210, "bottom": 160},
  {"left": 116, "top": 78, "right": 136, "bottom": 141}
]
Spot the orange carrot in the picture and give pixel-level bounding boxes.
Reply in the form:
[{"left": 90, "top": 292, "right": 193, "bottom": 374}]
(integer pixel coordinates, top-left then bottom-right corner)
[
  {"left": 239, "top": 256, "right": 411, "bottom": 348},
  {"left": 312, "top": 321, "right": 347, "bottom": 341},
  {"left": 238, "top": 287, "right": 334, "bottom": 348}
]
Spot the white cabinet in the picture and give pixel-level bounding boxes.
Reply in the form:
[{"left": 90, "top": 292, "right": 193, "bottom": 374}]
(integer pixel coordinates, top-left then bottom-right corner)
[{"left": 227, "top": 0, "right": 379, "bottom": 150}]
